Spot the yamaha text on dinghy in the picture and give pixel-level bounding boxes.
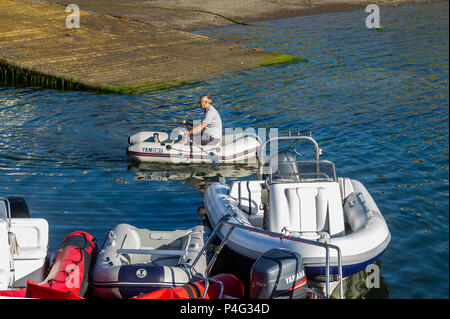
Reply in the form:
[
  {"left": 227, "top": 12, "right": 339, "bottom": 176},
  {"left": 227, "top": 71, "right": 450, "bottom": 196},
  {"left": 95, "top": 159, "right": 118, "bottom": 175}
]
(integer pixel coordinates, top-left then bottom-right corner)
[
  {"left": 203, "top": 135, "right": 391, "bottom": 290},
  {"left": 91, "top": 224, "right": 211, "bottom": 299},
  {"left": 127, "top": 131, "right": 261, "bottom": 164}
]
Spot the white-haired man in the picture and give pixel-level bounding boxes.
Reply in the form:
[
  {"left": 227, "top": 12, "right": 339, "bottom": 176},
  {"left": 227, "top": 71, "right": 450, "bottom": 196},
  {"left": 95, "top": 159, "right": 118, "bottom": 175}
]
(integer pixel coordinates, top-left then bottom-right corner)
[{"left": 180, "top": 95, "right": 222, "bottom": 146}]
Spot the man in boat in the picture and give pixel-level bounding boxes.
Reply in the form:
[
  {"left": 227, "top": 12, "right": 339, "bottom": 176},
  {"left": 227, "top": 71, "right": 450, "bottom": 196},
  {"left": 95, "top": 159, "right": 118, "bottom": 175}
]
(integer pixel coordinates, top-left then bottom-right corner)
[{"left": 179, "top": 95, "right": 222, "bottom": 146}]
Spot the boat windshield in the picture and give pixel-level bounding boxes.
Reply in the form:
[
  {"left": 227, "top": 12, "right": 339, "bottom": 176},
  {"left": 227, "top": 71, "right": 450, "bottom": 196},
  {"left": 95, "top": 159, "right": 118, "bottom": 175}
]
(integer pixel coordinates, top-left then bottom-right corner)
[
  {"left": 268, "top": 160, "right": 337, "bottom": 183},
  {"left": 0, "top": 199, "right": 8, "bottom": 221}
]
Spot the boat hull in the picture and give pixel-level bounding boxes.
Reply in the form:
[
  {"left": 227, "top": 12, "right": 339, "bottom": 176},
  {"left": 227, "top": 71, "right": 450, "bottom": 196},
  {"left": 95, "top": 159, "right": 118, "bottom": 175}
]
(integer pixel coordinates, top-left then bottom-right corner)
[
  {"left": 204, "top": 180, "right": 390, "bottom": 279},
  {"left": 127, "top": 132, "right": 260, "bottom": 164},
  {"left": 133, "top": 273, "right": 245, "bottom": 299}
]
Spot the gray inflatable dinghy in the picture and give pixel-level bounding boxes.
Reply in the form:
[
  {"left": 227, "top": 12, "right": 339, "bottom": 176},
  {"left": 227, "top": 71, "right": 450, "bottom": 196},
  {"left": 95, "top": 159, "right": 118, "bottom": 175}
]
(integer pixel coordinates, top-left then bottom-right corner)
[{"left": 91, "top": 224, "right": 211, "bottom": 299}]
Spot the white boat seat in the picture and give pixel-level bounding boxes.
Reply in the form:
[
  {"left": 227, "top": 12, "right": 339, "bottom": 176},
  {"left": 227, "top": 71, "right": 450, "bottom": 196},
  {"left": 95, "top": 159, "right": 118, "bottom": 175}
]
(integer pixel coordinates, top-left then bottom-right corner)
[
  {"left": 14, "top": 247, "right": 48, "bottom": 260},
  {"left": 10, "top": 218, "right": 48, "bottom": 260},
  {"left": 114, "top": 225, "right": 203, "bottom": 266},
  {"left": 268, "top": 182, "right": 345, "bottom": 238},
  {"left": 229, "top": 180, "right": 264, "bottom": 215},
  {"left": 286, "top": 188, "right": 318, "bottom": 232}
]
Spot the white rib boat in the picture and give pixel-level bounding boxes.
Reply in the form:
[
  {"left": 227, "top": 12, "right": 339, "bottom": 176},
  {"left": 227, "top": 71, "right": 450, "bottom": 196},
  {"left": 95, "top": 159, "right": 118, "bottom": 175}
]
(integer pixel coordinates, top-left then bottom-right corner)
[
  {"left": 126, "top": 131, "right": 261, "bottom": 164},
  {"left": 204, "top": 135, "right": 391, "bottom": 280}
]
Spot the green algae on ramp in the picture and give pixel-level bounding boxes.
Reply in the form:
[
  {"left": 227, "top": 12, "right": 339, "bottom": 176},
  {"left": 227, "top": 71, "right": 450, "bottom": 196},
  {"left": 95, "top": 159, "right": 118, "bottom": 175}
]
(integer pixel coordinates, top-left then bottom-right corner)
[
  {"left": 258, "top": 54, "right": 308, "bottom": 67},
  {"left": 94, "top": 80, "right": 195, "bottom": 94},
  {"left": 0, "top": 57, "right": 202, "bottom": 94},
  {"left": 0, "top": 0, "right": 279, "bottom": 94},
  {"left": 0, "top": 59, "right": 91, "bottom": 92},
  {"left": 0, "top": 58, "right": 194, "bottom": 94},
  {"left": 1, "top": 54, "right": 307, "bottom": 94}
]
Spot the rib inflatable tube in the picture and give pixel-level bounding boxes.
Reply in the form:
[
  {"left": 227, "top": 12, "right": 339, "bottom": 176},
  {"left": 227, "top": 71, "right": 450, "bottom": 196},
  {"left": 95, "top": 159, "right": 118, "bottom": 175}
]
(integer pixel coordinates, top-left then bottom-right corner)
[
  {"left": 0, "top": 231, "right": 97, "bottom": 299},
  {"left": 134, "top": 273, "right": 245, "bottom": 299}
]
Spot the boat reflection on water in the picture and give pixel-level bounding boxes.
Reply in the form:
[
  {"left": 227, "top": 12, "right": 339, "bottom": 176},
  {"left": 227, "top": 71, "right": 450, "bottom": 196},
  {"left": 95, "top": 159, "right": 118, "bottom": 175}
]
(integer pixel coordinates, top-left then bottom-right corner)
[
  {"left": 127, "top": 162, "right": 259, "bottom": 192},
  {"left": 329, "top": 260, "right": 390, "bottom": 299},
  {"left": 127, "top": 161, "right": 259, "bottom": 233}
]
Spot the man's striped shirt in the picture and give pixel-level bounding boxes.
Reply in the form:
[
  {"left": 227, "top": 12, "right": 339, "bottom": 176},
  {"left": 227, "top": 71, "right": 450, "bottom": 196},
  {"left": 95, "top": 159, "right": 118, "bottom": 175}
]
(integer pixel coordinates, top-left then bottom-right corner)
[{"left": 202, "top": 105, "right": 222, "bottom": 139}]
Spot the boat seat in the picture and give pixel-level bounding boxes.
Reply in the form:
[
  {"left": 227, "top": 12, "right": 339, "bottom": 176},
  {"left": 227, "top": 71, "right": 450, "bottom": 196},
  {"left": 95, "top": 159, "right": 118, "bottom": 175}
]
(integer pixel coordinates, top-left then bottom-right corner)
[
  {"left": 229, "top": 180, "right": 264, "bottom": 215},
  {"left": 8, "top": 218, "right": 48, "bottom": 287},
  {"left": 268, "top": 182, "right": 345, "bottom": 238},
  {"left": 10, "top": 218, "right": 48, "bottom": 260},
  {"left": 145, "top": 231, "right": 185, "bottom": 265},
  {"left": 115, "top": 225, "right": 204, "bottom": 267}
]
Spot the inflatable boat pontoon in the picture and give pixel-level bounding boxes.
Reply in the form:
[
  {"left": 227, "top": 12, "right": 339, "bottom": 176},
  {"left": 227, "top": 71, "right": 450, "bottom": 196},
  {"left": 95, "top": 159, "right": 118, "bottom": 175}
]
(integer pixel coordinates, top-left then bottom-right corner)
[
  {"left": 127, "top": 131, "right": 261, "bottom": 164},
  {"left": 204, "top": 135, "right": 391, "bottom": 281},
  {"left": 91, "top": 223, "right": 211, "bottom": 299}
]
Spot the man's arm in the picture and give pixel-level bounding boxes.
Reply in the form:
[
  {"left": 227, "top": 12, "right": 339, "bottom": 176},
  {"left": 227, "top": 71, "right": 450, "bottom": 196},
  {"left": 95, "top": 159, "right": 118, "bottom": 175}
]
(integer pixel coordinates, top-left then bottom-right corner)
[{"left": 189, "top": 122, "right": 207, "bottom": 135}]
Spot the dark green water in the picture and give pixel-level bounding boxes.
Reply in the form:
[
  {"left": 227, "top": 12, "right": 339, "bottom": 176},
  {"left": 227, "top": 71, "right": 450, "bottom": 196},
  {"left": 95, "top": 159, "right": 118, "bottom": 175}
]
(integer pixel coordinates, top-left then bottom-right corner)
[{"left": 0, "top": 2, "right": 448, "bottom": 298}]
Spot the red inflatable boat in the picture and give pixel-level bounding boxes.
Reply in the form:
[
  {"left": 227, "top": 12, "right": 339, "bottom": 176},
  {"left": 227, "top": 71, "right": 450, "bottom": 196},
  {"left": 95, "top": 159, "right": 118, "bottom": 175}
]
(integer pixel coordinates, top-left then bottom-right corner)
[
  {"left": 0, "top": 231, "right": 96, "bottom": 299},
  {"left": 134, "top": 273, "right": 245, "bottom": 299}
]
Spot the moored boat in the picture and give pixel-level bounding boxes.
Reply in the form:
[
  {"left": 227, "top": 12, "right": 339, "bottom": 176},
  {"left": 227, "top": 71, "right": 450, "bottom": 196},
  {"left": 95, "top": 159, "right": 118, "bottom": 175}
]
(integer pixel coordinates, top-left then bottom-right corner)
[
  {"left": 0, "top": 230, "right": 97, "bottom": 298},
  {"left": 204, "top": 135, "right": 391, "bottom": 282},
  {"left": 91, "top": 223, "right": 211, "bottom": 299}
]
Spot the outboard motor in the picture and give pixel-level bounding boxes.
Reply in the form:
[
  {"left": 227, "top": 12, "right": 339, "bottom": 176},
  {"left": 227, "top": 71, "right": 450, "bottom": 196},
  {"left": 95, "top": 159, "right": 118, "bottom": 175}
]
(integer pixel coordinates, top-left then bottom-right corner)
[
  {"left": 250, "top": 248, "right": 308, "bottom": 299},
  {"left": 153, "top": 132, "right": 160, "bottom": 143},
  {"left": 6, "top": 196, "right": 30, "bottom": 218}
]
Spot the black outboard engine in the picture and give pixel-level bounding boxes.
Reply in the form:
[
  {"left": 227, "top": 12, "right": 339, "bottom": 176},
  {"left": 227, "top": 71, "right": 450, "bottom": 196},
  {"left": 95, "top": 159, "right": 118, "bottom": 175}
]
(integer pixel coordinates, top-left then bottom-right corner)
[
  {"left": 262, "top": 150, "right": 300, "bottom": 182},
  {"left": 250, "top": 248, "right": 308, "bottom": 299},
  {"left": 7, "top": 196, "right": 31, "bottom": 218}
]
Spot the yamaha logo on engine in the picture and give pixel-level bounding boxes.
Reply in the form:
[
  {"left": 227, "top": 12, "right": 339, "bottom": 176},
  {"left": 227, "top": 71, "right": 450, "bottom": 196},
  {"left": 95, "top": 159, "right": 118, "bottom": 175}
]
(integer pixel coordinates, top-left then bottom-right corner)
[{"left": 283, "top": 270, "right": 305, "bottom": 285}]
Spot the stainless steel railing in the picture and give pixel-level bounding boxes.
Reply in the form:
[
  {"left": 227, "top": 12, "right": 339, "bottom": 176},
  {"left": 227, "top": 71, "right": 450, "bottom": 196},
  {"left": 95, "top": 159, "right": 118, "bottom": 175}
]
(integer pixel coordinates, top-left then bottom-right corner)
[
  {"left": 258, "top": 134, "right": 322, "bottom": 165},
  {"left": 188, "top": 220, "right": 343, "bottom": 299}
]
